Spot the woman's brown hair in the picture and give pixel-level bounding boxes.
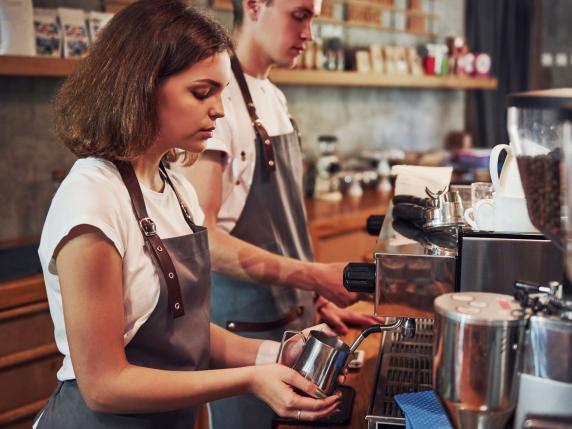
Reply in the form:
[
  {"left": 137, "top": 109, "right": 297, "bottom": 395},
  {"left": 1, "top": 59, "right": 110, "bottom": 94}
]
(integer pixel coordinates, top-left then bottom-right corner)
[{"left": 54, "top": 0, "right": 232, "bottom": 161}]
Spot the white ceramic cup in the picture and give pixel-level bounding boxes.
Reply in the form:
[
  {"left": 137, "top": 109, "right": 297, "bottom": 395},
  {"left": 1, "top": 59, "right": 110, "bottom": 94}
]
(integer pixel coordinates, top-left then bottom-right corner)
[
  {"left": 464, "top": 198, "right": 495, "bottom": 231},
  {"left": 465, "top": 194, "right": 539, "bottom": 233},
  {"left": 493, "top": 193, "right": 538, "bottom": 233}
]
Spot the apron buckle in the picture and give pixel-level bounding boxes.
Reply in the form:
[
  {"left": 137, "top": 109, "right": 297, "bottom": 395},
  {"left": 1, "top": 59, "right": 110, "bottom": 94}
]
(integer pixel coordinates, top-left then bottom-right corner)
[{"left": 139, "top": 217, "right": 157, "bottom": 237}]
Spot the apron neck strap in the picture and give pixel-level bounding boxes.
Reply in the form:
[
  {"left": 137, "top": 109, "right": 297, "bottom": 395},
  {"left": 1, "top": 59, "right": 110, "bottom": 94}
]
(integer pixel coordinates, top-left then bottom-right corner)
[
  {"left": 230, "top": 54, "right": 276, "bottom": 172},
  {"left": 159, "top": 162, "right": 199, "bottom": 232},
  {"left": 113, "top": 160, "right": 186, "bottom": 319}
]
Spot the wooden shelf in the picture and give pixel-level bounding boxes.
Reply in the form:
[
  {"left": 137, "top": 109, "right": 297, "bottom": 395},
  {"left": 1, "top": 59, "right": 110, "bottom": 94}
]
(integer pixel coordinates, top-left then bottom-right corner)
[
  {"left": 269, "top": 69, "right": 498, "bottom": 89},
  {"left": 211, "top": 0, "right": 232, "bottom": 11},
  {"left": 0, "top": 56, "right": 497, "bottom": 90},
  {"left": 0, "top": 55, "right": 77, "bottom": 77},
  {"left": 319, "top": 17, "right": 436, "bottom": 37},
  {"left": 211, "top": 0, "right": 438, "bottom": 36}
]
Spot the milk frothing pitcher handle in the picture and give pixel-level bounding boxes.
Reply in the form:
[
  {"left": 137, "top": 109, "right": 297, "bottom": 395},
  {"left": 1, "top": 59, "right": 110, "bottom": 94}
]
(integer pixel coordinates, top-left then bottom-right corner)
[{"left": 276, "top": 330, "right": 306, "bottom": 365}]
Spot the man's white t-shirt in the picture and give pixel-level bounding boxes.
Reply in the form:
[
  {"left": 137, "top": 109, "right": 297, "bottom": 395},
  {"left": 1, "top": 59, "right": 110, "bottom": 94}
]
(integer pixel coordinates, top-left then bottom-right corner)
[
  {"left": 207, "top": 72, "right": 294, "bottom": 232},
  {"left": 38, "top": 157, "right": 204, "bottom": 381}
]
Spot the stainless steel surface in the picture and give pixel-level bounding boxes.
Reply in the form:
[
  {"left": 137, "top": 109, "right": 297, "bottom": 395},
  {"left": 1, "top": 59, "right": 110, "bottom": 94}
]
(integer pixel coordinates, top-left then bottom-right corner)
[
  {"left": 524, "top": 315, "right": 572, "bottom": 383},
  {"left": 563, "top": 114, "right": 572, "bottom": 283},
  {"left": 366, "top": 318, "right": 434, "bottom": 428},
  {"left": 459, "top": 234, "right": 563, "bottom": 296},
  {"left": 523, "top": 416, "right": 572, "bottom": 429},
  {"left": 424, "top": 188, "right": 465, "bottom": 231},
  {"left": 515, "top": 373, "right": 572, "bottom": 429},
  {"left": 348, "top": 319, "right": 404, "bottom": 354},
  {"left": 433, "top": 292, "right": 526, "bottom": 429},
  {"left": 434, "top": 292, "right": 525, "bottom": 325},
  {"left": 373, "top": 208, "right": 457, "bottom": 318},
  {"left": 293, "top": 330, "right": 350, "bottom": 397},
  {"left": 372, "top": 211, "right": 564, "bottom": 317},
  {"left": 293, "top": 320, "right": 411, "bottom": 397},
  {"left": 400, "top": 318, "right": 417, "bottom": 338}
]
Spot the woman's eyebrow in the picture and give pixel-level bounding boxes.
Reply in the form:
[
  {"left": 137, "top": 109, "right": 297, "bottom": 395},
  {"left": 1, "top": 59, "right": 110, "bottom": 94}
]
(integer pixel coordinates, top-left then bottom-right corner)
[{"left": 192, "top": 79, "right": 222, "bottom": 88}]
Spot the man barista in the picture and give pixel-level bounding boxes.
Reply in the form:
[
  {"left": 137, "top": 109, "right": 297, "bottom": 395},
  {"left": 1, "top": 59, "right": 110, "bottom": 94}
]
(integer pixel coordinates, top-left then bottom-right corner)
[{"left": 173, "top": 0, "right": 378, "bottom": 427}]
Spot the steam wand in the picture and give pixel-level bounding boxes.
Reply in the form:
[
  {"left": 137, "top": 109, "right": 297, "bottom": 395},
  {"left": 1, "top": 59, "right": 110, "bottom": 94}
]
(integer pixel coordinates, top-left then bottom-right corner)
[{"left": 349, "top": 318, "right": 416, "bottom": 353}]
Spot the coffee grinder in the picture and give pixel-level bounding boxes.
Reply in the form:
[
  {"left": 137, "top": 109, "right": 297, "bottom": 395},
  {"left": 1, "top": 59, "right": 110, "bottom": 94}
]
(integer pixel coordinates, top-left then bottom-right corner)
[{"left": 507, "top": 89, "right": 572, "bottom": 428}]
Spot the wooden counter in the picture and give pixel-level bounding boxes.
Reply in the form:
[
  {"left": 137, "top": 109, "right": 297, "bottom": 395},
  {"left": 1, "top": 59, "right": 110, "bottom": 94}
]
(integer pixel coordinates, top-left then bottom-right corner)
[
  {"left": 305, "top": 190, "right": 391, "bottom": 263},
  {"left": 305, "top": 190, "right": 391, "bottom": 237},
  {"left": 277, "top": 301, "right": 379, "bottom": 429}
]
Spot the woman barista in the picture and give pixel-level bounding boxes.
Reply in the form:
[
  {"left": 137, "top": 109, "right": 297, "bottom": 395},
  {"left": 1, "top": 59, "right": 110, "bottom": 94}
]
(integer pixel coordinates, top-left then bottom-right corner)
[
  {"left": 33, "top": 1, "right": 341, "bottom": 427},
  {"left": 172, "top": 1, "right": 379, "bottom": 427}
]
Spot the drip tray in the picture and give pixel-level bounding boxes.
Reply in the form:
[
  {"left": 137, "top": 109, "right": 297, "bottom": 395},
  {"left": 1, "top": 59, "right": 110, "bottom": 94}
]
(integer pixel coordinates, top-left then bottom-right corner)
[{"left": 366, "top": 318, "right": 434, "bottom": 428}]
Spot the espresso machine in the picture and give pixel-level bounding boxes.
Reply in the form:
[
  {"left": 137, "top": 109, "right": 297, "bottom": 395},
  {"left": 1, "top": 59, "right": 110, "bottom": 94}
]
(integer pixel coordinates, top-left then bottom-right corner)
[
  {"left": 341, "top": 91, "right": 572, "bottom": 429},
  {"left": 344, "top": 209, "right": 563, "bottom": 428}
]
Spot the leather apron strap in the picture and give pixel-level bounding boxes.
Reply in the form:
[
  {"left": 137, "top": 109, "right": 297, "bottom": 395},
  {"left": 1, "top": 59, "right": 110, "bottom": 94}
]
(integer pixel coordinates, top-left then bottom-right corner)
[
  {"left": 226, "top": 306, "right": 304, "bottom": 333},
  {"left": 230, "top": 54, "right": 276, "bottom": 172},
  {"left": 113, "top": 160, "right": 186, "bottom": 318},
  {"left": 159, "top": 163, "right": 199, "bottom": 231}
]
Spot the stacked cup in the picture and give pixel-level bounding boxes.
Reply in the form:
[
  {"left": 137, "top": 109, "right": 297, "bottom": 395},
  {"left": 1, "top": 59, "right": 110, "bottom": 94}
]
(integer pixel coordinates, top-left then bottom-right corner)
[{"left": 464, "top": 143, "right": 538, "bottom": 233}]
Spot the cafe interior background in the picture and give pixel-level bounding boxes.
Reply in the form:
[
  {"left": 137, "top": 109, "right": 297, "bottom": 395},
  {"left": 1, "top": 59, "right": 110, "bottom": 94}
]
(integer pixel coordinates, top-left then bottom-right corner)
[
  {"left": 0, "top": 0, "right": 570, "bottom": 244},
  {"left": 1, "top": 0, "right": 572, "bottom": 428}
]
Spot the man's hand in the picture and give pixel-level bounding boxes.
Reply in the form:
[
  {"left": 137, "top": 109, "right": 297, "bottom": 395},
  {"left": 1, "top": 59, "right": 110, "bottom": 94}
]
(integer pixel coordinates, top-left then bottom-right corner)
[
  {"left": 312, "top": 262, "right": 358, "bottom": 308},
  {"left": 316, "top": 297, "right": 382, "bottom": 336}
]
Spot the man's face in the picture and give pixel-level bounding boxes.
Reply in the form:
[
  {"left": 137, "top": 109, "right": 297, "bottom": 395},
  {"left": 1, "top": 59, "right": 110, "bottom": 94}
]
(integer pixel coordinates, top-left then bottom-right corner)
[{"left": 254, "top": 0, "right": 322, "bottom": 69}]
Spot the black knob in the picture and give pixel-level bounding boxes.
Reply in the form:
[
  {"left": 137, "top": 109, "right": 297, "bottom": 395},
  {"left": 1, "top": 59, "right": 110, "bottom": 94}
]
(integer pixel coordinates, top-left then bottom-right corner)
[
  {"left": 366, "top": 215, "right": 385, "bottom": 236},
  {"left": 343, "top": 263, "right": 376, "bottom": 293}
]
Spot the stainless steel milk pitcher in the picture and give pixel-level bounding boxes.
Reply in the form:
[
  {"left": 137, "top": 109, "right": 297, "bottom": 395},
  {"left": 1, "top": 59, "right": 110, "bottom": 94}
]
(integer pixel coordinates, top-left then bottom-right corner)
[{"left": 278, "top": 318, "right": 416, "bottom": 397}]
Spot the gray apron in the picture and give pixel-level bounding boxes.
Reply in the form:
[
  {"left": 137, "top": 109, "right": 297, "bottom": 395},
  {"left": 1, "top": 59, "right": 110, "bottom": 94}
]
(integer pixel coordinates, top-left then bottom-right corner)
[
  {"left": 35, "top": 163, "right": 211, "bottom": 429},
  {"left": 209, "top": 56, "right": 315, "bottom": 429}
]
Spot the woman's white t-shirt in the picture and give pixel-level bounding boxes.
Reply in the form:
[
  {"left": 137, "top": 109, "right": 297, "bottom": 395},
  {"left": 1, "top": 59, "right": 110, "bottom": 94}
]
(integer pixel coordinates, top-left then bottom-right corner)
[{"left": 38, "top": 157, "right": 204, "bottom": 381}]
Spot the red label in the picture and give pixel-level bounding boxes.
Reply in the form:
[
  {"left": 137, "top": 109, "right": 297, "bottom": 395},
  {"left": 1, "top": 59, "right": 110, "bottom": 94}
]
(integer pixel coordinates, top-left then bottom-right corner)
[{"left": 498, "top": 299, "right": 511, "bottom": 310}]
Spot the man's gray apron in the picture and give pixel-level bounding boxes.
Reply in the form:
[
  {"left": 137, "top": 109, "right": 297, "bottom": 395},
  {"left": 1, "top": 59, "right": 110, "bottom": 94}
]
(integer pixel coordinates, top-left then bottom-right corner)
[
  {"left": 209, "top": 56, "right": 315, "bottom": 429},
  {"left": 35, "top": 163, "right": 211, "bottom": 429}
]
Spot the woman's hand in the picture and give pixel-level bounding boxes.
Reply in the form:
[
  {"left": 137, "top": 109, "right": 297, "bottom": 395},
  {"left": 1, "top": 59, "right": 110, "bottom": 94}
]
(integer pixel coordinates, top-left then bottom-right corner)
[
  {"left": 249, "top": 364, "right": 341, "bottom": 421},
  {"left": 277, "top": 323, "right": 347, "bottom": 386},
  {"left": 278, "top": 323, "right": 334, "bottom": 367}
]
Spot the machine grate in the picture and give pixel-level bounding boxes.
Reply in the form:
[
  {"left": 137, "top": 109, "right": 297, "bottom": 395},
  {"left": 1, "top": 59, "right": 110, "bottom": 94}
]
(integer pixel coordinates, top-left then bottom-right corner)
[{"left": 374, "top": 318, "right": 435, "bottom": 422}]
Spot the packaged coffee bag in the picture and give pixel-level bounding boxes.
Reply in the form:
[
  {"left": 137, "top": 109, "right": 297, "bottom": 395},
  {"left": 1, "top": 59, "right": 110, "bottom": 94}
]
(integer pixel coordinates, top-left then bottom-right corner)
[
  {"left": 87, "top": 11, "right": 113, "bottom": 43},
  {"left": 0, "top": 0, "right": 35, "bottom": 55},
  {"left": 33, "top": 8, "right": 61, "bottom": 57},
  {"left": 57, "top": 7, "right": 89, "bottom": 58}
]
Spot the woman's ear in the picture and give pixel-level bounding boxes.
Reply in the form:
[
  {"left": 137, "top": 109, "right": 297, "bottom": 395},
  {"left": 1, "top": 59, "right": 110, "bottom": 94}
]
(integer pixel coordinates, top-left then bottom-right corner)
[{"left": 244, "top": 0, "right": 261, "bottom": 22}]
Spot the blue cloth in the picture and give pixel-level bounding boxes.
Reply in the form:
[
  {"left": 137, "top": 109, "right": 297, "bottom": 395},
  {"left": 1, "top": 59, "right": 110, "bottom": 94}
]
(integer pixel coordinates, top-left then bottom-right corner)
[{"left": 394, "top": 390, "right": 453, "bottom": 429}]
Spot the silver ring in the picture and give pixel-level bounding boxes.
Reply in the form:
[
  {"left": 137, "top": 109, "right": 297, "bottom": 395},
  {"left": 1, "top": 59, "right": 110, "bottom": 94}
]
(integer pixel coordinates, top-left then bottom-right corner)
[{"left": 297, "top": 409, "right": 302, "bottom": 421}]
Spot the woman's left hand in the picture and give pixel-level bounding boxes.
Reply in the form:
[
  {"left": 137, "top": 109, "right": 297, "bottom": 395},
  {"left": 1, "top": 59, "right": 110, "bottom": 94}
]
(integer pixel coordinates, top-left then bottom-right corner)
[
  {"left": 278, "top": 323, "right": 334, "bottom": 368},
  {"left": 278, "top": 323, "right": 347, "bottom": 384},
  {"left": 316, "top": 298, "right": 382, "bottom": 336}
]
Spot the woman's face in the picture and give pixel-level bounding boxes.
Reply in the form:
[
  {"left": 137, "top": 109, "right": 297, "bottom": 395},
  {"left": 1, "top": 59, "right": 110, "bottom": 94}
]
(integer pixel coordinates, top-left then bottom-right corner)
[{"left": 155, "top": 51, "right": 231, "bottom": 154}]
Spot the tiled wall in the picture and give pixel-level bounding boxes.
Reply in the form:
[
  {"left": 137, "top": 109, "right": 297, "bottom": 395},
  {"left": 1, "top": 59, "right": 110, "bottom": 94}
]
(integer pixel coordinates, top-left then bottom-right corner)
[{"left": 0, "top": 0, "right": 464, "bottom": 241}]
